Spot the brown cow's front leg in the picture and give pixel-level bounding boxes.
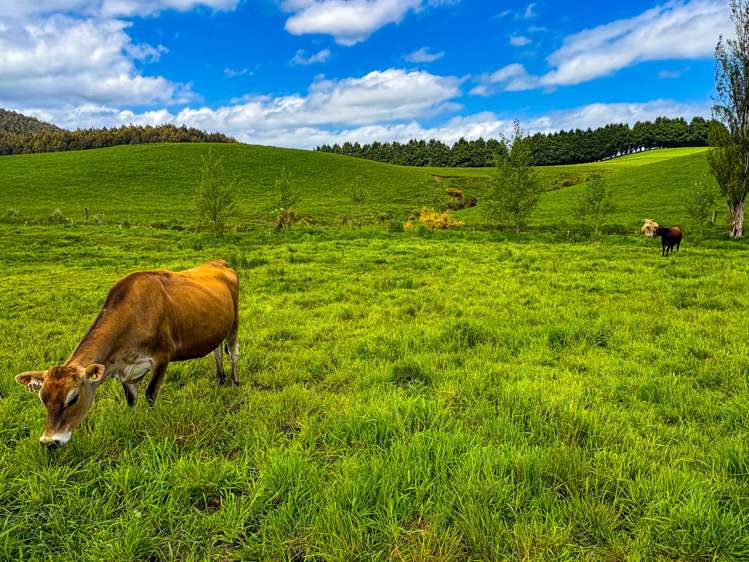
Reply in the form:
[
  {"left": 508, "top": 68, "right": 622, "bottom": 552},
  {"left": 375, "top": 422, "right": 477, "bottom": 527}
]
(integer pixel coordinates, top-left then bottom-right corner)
[
  {"left": 122, "top": 383, "right": 137, "bottom": 408},
  {"left": 213, "top": 346, "right": 227, "bottom": 385},
  {"left": 145, "top": 360, "right": 169, "bottom": 406}
]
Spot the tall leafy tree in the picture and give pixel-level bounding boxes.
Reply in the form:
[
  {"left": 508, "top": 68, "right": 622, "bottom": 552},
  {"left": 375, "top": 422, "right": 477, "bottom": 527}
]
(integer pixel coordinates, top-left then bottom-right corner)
[
  {"left": 195, "top": 148, "right": 235, "bottom": 236},
  {"left": 488, "top": 122, "right": 541, "bottom": 233},
  {"left": 710, "top": 0, "right": 749, "bottom": 238}
]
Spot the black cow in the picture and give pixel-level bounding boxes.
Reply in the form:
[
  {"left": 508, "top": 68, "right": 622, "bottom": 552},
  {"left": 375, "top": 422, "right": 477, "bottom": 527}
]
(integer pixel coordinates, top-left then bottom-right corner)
[{"left": 655, "top": 225, "right": 683, "bottom": 256}]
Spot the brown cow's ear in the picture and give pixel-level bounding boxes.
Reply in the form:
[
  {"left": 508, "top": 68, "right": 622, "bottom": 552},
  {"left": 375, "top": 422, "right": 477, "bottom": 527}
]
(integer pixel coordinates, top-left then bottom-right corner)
[
  {"left": 16, "top": 371, "right": 46, "bottom": 392},
  {"left": 84, "top": 364, "right": 106, "bottom": 384}
]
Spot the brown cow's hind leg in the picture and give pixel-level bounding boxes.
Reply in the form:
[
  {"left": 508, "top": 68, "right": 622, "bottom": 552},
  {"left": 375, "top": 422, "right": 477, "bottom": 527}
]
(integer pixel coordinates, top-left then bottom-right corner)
[
  {"left": 228, "top": 339, "right": 239, "bottom": 386},
  {"left": 145, "top": 360, "right": 169, "bottom": 406},
  {"left": 214, "top": 346, "right": 227, "bottom": 385}
]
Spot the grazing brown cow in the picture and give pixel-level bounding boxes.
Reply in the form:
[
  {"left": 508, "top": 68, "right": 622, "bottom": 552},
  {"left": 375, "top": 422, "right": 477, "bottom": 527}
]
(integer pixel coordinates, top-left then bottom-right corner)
[
  {"left": 655, "top": 225, "right": 683, "bottom": 257},
  {"left": 15, "top": 260, "right": 240, "bottom": 447}
]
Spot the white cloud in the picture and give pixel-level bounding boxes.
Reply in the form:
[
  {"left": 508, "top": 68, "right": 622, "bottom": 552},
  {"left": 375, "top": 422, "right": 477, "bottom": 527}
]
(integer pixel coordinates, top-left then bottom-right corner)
[
  {"left": 224, "top": 67, "right": 253, "bottom": 77},
  {"left": 16, "top": 90, "right": 709, "bottom": 150},
  {"left": 524, "top": 3, "right": 536, "bottom": 18},
  {"left": 281, "top": 0, "right": 456, "bottom": 45},
  {"left": 509, "top": 35, "right": 531, "bottom": 47},
  {"left": 2, "top": 0, "right": 240, "bottom": 18},
  {"left": 0, "top": 0, "right": 237, "bottom": 109},
  {"left": 527, "top": 99, "right": 709, "bottom": 133},
  {"left": 482, "top": 0, "right": 731, "bottom": 92},
  {"left": 0, "top": 15, "right": 190, "bottom": 107},
  {"left": 11, "top": 68, "right": 465, "bottom": 146},
  {"left": 404, "top": 47, "right": 444, "bottom": 63},
  {"left": 291, "top": 48, "right": 332, "bottom": 65},
  {"left": 658, "top": 68, "right": 688, "bottom": 79}
]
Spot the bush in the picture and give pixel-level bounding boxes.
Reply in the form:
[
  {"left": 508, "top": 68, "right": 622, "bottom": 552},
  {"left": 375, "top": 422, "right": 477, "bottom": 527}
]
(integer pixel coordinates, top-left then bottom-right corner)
[
  {"left": 47, "top": 208, "right": 66, "bottom": 225},
  {"left": 575, "top": 173, "right": 614, "bottom": 240},
  {"left": 419, "top": 208, "right": 465, "bottom": 230},
  {"left": 687, "top": 177, "right": 718, "bottom": 243},
  {"left": 1, "top": 208, "right": 20, "bottom": 224},
  {"left": 388, "top": 218, "right": 405, "bottom": 232},
  {"left": 275, "top": 168, "right": 298, "bottom": 230}
]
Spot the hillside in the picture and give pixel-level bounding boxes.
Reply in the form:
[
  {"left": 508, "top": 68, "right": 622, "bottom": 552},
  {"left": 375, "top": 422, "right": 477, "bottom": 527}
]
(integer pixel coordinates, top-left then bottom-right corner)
[
  {"left": 0, "top": 108, "right": 60, "bottom": 134},
  {"left": 0, "top": 143, "right": 718, "bottom": 233}
]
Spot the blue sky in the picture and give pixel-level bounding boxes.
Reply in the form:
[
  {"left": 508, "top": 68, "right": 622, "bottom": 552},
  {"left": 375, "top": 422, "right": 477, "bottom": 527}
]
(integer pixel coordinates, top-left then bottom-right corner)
[{"left": 0, "top": 0, "right": 731, "bottom": 147}]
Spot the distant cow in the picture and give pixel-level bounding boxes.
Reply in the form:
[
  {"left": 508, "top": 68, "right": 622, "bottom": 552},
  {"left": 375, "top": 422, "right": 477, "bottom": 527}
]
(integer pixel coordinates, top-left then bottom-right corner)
[
  {"left": 655, "top": 225, "right": 683, "bottom": 257},
  {"left": 641, "top": 218, "right": 659, "bottom": 238},
  {"left": 15, "top": 260, "right": 239, "bottom": 447}
]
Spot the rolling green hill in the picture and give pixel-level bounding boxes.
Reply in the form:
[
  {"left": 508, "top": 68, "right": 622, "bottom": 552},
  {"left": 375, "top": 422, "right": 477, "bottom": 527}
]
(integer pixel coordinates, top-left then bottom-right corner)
[{"left": 0, "top": 143, "right": 717, "bottom": 233}]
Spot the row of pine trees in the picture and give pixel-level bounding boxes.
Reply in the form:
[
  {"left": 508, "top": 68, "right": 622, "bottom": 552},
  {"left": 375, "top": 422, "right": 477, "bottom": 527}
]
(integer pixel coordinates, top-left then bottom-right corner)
[
  {"left": 316, "top": 116, "right": 711, "bottom": 167},
  {"left": 0, "top": 124, "right": 235, "bottom": 156}
]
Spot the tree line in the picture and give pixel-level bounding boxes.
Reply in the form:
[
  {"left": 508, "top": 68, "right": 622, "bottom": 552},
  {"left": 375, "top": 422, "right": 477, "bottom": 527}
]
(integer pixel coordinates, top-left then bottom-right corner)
[
  {"left": 0, "top": 108, "right": 61, "bottom": 134},
  {"left": 316, "top": 116, "right": 712, "bottom": 167},
  {"left": 316, "top": 138, "right": 509, "bottom": 167},
  {"left": 0, "top": 124, "right": 236, "bottom": 156}
]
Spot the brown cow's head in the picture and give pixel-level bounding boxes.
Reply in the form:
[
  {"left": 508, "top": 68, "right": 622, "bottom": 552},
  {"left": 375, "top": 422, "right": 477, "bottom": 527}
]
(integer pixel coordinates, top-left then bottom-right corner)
[
  {"left": 641, "top": 218, "right": 659, "bottom": 238},
  {"left": 16, "top": 364, "right": 106, "bottom": 447}
]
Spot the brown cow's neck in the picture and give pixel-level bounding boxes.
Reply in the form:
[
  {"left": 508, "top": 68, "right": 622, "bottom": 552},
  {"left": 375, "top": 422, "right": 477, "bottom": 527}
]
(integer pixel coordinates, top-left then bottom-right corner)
[{"left": 66, "top": 311, "right": 116, "bottom": 368}]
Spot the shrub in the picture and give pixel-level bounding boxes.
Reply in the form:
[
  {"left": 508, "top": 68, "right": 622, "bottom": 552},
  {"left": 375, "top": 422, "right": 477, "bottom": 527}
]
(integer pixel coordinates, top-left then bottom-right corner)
[
  {"left": 1, "top": 208, "right": 20, "bottom": 224},
  {"left": 275, "top": 167, "right": 298, "bottom": 229},
  {"left": 687, "top": 177, "right": 718, "bottom": 243},
  {"left": 388, "top": 218, "right": 405, "bottom": 232},
  {"left": 348, "top": 176, "right": 368, "bottom": 225},
  {"left": 575, "top": 173, "right": 614, "bottom": 240},
  {"left": 47, "top": 208, "right": 66, "bottom": 225},
  {"left": 419, "top": 208, "right": 465, "bottom": 230}
]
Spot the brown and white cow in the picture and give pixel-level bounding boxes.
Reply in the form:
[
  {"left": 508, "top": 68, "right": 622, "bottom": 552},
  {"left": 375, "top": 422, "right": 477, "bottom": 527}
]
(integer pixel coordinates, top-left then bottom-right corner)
[
  {"left": 15, "top": 260, "right": 240, "bottom": 447},
  {"left": 641, "top": 218, "right": 659, "bottom": 238}
]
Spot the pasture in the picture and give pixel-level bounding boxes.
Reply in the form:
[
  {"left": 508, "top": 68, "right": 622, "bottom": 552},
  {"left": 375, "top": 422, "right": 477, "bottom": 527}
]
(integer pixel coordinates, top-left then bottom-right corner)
[{"left": 0, "top": 145, "right": 747, "bottom": 560}]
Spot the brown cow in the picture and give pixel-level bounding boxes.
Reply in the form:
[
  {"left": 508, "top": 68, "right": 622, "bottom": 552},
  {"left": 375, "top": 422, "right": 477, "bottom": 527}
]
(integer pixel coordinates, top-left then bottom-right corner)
[{"left": 15, "top": 260, "right": 239, "bottom": 447}]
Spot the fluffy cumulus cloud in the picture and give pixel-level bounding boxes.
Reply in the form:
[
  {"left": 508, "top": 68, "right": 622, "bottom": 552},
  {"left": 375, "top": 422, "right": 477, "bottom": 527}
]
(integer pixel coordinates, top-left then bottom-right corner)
[
  {"left": 281, "top": 0, "right": 457, "bottom": 45},
  {"left": 0, "top": 0, "right": 235, "bottom": 108},
  {"left": 480, "top": 0, "right": 731, "bottom": 93},
  {"left": 22, "top": 90, "right": 709, "bottom": 150},
  {"left": 0, "top": 15, "right": 189, "bottom": 107}
]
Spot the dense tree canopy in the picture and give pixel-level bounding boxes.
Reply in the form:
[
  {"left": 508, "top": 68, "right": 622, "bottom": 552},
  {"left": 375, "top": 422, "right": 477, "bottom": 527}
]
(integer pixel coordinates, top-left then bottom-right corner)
[
  {"left": 0, "top": 122, "right": 235, "bottom": 156},
  {"left": 316, "top": 117, "right": 711, "bottom": 167},
  {"left": 0, "top": 108, "right": 60, "bottom": 134}
]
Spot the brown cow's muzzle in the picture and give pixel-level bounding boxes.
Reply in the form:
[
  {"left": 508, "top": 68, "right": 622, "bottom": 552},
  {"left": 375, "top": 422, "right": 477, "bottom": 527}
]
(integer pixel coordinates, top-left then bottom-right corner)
[{"left": 39, "top": 430, "right": 72, "bottom": 448}]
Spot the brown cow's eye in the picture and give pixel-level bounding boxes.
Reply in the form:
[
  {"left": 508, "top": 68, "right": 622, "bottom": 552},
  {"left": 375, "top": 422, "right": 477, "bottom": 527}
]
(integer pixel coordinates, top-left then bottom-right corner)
[{"left": 66, "top": 394, "right": 79, "bottom": 408}]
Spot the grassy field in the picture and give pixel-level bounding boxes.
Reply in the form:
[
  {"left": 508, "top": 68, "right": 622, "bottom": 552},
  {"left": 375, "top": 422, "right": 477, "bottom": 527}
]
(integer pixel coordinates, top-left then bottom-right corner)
[
  {"left": 0, "top": 144, "right": 716, "bottom": 233},
  {"left": 1, "top": 145, "right": 747, "bottom": 560}
]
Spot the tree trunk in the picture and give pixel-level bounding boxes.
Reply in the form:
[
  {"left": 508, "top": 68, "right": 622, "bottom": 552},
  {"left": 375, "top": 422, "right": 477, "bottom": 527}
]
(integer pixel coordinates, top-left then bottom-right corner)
[{"left": 728, "top": 199, "right": 745, "bottom": 238}]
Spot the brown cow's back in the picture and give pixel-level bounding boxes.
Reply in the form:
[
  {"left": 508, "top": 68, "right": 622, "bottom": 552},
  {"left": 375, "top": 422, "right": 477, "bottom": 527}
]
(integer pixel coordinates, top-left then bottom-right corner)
[{"left": 69, "top": 260, "right": 239, "bottom": 367}]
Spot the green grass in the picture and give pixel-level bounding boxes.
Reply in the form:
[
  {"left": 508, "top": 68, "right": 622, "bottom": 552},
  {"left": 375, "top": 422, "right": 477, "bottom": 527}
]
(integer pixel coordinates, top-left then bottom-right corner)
[
  {"left": 1, "top": 226, "right": 747, "bottom": 560},
  {"left": 0, "top": 144, "right": 746, "bottom": 560}
]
